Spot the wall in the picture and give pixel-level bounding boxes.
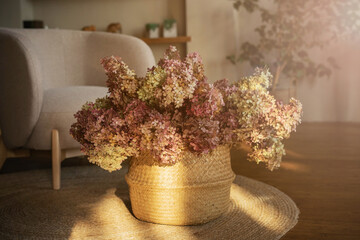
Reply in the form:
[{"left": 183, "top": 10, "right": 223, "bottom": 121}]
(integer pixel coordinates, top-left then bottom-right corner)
[
  {"left": 20, "top": 0, "right": 34, "bottom": 21},
  {"left": 187, "top": 0, "right": 237, "bottom": 83},
  {"left": 186, "top": 0, "right": 360, "bottom": 122},
  {"left": 0, "top": 0, "right": 21, "bottom": 28},
  {"left": 0, "top": 0, "right": 34, "bottom": 28},
  {"left": 31, "top": 0, "right": 186, "bottom": 61},
  {"left": 296, "top": 41, "right": 360, "bottom": 122}
]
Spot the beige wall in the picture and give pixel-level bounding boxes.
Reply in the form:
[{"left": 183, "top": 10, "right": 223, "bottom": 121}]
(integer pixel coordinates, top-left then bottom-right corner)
[
  {"left": 187, "top": 0, "right": 237, "bottom": 83},
  {"left": 186, "top": 0, "right": 360, "bottom": 122},
  {"left": 32, "top": 0, "right": 186, "bottom": 61},
  {"left": 296, "top": 41, "right": 360, "bottom": 122}
]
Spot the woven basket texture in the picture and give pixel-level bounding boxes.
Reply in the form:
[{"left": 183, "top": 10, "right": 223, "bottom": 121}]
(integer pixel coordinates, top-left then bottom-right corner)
[{"left": 125, "top": 145, "right": 236, "bottom": 225}]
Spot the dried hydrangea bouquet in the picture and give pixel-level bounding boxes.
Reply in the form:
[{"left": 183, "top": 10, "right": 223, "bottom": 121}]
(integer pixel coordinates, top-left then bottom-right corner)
[{"left": 70, "top": 46, "right": 302, "bottom": 225}]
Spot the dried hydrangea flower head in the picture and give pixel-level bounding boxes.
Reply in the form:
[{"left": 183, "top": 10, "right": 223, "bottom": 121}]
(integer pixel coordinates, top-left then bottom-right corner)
[
  {"left": 138, "top": 45, "right": 201, "bottom": 109},
  {"left": 101, "top": 56, "right": 139, "bottom": 110},
  {"left": 70, "top": 46, "right": 302, "bottom": 172},
  {"left": 230, "top": 68, "right": 302, "bottom": 170}
]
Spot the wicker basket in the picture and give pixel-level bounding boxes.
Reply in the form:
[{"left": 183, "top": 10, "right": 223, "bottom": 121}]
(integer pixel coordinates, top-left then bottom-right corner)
[{"left": 125, "top": 145, "right": 235, "bottom": 225}]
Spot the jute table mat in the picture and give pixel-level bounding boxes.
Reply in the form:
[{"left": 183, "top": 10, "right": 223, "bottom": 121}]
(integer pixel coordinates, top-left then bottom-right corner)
[{"left": 0, "top": 166, "right": 299, "bottom": 240}]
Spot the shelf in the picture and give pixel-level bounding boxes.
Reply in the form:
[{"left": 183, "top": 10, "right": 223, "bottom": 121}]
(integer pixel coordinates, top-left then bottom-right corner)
[{"left": 140, "top": 36, "right": 191, "bottom": 44}]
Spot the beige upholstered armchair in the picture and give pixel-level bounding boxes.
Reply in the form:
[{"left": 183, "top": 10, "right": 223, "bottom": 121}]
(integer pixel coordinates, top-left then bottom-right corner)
[{"left": 0, "top": 28, "right": 155, "bottom": 189}]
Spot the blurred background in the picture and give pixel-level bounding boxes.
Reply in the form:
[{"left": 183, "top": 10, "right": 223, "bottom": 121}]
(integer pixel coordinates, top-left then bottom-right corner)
[{"left": 1, "top": 0, "right": 359, "bottom": 122}]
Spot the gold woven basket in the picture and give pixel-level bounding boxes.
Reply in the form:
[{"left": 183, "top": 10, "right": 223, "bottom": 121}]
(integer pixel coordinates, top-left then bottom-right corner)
[{"left": 125, "top": 145, "right": 235, "bottom": 225}]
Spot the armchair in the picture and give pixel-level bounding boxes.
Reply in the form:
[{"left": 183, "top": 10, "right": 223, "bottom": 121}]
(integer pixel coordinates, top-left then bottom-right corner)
[{"left": 0, "top": 28, "right": 155, "bottom": 189}]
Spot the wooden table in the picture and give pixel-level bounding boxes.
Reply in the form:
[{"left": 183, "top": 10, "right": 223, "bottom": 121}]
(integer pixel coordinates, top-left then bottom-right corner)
[{"left": 231, "top": 123, "right": 360, "bottom": 239}]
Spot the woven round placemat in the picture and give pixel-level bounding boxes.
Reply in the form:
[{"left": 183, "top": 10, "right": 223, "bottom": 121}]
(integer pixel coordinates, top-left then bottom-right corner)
[{"left": 0, "top": 165, "right": 299, "bottom": 240}]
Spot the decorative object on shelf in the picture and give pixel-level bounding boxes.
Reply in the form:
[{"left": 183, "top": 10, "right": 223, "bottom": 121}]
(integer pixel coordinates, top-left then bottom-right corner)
[
  {"left": 145, "top": 23, "right": 160, "bottom": 38},
  {"left": 228, "top": 0, "right": 360, "bottom": 91},
  {"left": 81, "top": 25, "right": 96, "bottom": 31},
  {"left": 70, "top": 46, "right": 302, "bottom": 226},
  {"left": 163, "top": 19, "right": 177, "bottom": 38},
  {"left": 23, "top": 20, "right": 44, "bottom": 29},
  {"left": 107, "top": 22, "right": 122, "bottom": 33}
]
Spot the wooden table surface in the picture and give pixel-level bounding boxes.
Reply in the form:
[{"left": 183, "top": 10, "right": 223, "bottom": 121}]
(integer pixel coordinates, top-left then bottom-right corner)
[{"left": 231, "top": 123, "right": 360, "bottom": 239}]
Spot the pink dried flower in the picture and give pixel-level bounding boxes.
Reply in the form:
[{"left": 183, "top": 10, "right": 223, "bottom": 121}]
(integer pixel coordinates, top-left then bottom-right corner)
[
  {"left": 101, "top": 56, "right": 139, "bottom": 109},
  {"left": 186, "top": 82, "right": 224, "bottom": 118},
  {"left": 70, "top": 47, "right": 302, "bottom": 172},
  {"left": 139, "top": 111, "right": 183, "bottom": 165},
  {"left": 231, "top": 68, "right": 302, "bottom": 170},
  {"left": 182, "top": 117, "right": 220, "bottom": 154}
]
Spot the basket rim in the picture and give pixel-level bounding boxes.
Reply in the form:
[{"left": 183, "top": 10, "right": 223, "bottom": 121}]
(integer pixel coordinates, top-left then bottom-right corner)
[
  {"left": 131, "top": 144, "right": 231, "bottom": 166},
  {"left": 125, "top": 174, "right": 236, "bottom": 189}
]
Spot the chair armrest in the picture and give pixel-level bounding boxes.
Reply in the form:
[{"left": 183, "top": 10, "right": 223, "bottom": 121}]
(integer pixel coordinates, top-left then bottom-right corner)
[{"left": 0, "top": 28, "right": 43, "bottom": 149}]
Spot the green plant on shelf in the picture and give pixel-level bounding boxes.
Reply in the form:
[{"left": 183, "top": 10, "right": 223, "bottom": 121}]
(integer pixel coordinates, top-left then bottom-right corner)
[
  {"left": 164, "top": 19, "right": 176, "bottom": 30},
  {"left": 146, "top": 23, "right": 159, "bottom": 31}
]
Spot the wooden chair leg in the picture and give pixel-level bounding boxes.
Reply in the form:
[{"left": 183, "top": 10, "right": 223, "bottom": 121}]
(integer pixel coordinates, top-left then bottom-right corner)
[
  {"left": 0, "top": 134, "right": 7, "bottom": 170},
  {"left": 51, "top": 129, "right": 62, "bottom": 190},
  {"left": 0, "top": 129, "right": 31, "bottom": 171}
]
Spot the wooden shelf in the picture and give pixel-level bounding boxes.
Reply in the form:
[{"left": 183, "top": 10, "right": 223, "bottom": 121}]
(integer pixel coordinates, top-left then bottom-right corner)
[{"left": 140, "top": 36, "right": 191, "bottom": 44}]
